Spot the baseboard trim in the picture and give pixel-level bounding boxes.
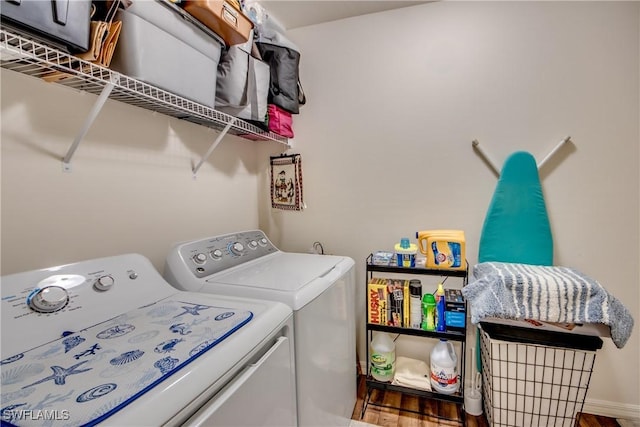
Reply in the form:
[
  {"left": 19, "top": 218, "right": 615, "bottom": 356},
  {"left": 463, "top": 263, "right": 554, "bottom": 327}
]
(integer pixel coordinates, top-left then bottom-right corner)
[{"left": 582, "top": 398, "right": 640, "bottom": 421}]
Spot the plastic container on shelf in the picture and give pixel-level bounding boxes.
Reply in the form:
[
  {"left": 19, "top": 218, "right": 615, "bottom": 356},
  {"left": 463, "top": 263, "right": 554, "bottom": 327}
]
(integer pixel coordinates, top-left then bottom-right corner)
[
  {"left": 409, "top": 279, "right": 422, "bottom": 329},
  {"left": 421, "top": 293, "right": 436, "bottom": 331},
  {"left": 111, "top": 1, "right": 223, "bottom": 109},
  {"left": 370, "top": 332, "right": 396, "bottom": 382},
  {"left": 435, "top": 283, "right": 446, "bottom": 332},
  {"left": 416, "top": 230, "right": 467, "bottom": 270},
  {"left": 430, "top": 339, "right": 459, "bottom": 394},
  {"left": 394, "top": 238, "right": 417, "bottom": 268}
]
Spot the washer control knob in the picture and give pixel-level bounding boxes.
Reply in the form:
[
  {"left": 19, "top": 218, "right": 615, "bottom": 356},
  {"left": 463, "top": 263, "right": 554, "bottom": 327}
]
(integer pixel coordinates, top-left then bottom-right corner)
[
  {"left": 193, "top": 253, "right": 207, "bottom": 265},
  {"left": 258, "top": 238, "right": 268, "bottom": 247},
  {"left": 29, "top": 286, "right": 69, "bottom": 313},
  {"left": 248, "top": 240, "right": 258, "bottom": 250},
  {"left": 229, "top": 242, "right": 245, "bottom": 256},
  {"left": 210, "top": 249, "right": 223, "bottom": 260},
  {"left": 94, "top": 275, "right": 115, "bottom": 291}
]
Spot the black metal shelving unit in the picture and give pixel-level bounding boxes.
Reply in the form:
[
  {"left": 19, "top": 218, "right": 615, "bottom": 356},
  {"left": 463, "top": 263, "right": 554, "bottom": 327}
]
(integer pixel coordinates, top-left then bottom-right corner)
[{"left": 362, "top": 254, "right": 469, "bottom": 424}]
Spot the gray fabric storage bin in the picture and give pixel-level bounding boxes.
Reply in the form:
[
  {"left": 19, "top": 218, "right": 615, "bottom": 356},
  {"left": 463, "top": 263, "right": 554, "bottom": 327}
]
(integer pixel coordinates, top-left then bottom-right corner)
[{"left": 111, "top": 0, "right": 222, "bottom": 108}]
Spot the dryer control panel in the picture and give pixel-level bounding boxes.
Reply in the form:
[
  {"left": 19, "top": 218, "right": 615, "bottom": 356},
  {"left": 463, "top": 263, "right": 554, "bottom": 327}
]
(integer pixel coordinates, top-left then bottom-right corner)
[{"left": 172, "top": 230, "right": 279, "bottom": 279}]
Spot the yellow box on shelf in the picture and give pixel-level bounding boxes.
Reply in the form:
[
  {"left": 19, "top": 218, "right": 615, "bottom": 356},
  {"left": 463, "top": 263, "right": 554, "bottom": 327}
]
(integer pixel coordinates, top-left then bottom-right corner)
[
  {"left": 367, "top": 279, "right": 388, "bottom": 325},
  {"left": 367, "top": 278, "right": 411, "bottom": 327}
]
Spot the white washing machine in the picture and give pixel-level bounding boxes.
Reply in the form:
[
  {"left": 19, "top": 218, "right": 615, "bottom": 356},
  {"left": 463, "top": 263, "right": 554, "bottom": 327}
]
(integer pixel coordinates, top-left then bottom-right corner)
[
  {"left": 164, "top": 230, "right": 357, "bottom": 427},
  {"left": 1, "top": 253, "right": 297, "bottom": 427}
]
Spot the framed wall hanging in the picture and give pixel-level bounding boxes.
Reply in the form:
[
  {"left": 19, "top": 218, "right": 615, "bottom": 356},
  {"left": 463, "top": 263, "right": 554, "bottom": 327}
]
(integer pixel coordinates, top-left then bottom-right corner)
[{"left": 270, "top": 153, "right": 304, "bottom": 211}]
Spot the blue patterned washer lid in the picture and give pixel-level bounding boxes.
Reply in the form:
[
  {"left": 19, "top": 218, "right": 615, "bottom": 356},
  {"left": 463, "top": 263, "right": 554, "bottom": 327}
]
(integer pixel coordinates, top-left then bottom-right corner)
[{"left": 0, "top": 297, "right": 252, "bottom": 426}]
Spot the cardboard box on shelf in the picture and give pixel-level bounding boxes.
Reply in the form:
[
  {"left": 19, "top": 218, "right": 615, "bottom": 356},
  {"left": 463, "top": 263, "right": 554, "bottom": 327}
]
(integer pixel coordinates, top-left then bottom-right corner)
[
  {"left": 386, "top": 278, "right": 408, "bottom": 328},
  {"left": 368, "top": 278, "right": 410, "bottom": 327},
  {"left": 445, "top": 288, "right": 465, "bottom": 331},
  {"left": 371, "top": 251, "right": 394, "bottom": 266},
  {"left": 367, "top": 280, "right": 387, "bottom": 325},
  {"left": 183, "top": 0, "right": 254, "bottom": 46},
  {"left": 445, "top": 289, "right": 465, "bottom": 309}
]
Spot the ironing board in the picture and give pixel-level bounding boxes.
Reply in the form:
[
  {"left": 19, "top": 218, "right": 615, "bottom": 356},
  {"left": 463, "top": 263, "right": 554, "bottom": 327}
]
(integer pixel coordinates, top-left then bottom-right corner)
[
  {"left": 475, "top": 151, "right": 553, "bottom": 369},
  {"left": 478, "top": 151, "right": 553, "bottom": 266}
]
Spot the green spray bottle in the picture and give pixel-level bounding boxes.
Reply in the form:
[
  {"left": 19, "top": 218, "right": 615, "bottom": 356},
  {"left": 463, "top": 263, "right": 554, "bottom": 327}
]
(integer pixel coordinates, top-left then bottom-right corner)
[{"left": 421, "top": 293, "right": 436, "bottom": 331}]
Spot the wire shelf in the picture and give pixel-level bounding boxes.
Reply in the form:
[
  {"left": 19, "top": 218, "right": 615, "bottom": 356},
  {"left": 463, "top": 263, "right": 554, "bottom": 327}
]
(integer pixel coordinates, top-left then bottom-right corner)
[{"left": 0, "top": 28, "right": 289, "bottom": 145}]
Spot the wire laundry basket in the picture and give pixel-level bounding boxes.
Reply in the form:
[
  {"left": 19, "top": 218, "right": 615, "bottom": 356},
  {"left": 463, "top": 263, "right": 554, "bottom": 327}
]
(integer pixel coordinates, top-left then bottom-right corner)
[{"left": 479, "top": 322, "right": 602, "bottom": 427}]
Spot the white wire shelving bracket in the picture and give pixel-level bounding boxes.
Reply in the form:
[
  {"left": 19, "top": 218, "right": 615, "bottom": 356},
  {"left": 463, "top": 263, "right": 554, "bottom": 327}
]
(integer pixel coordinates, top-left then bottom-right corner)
[
  {"left": 472, "top": 136, "right": 572, "bottom": 177},
  {"left": 0, "top": 28, "right": 290, "bottom": 173},
  {"left": 62, "top": 75, "right": 118, "bottom": 172},
  {"left": 192, "top": 118, "right": 236, "bottom": 177}
]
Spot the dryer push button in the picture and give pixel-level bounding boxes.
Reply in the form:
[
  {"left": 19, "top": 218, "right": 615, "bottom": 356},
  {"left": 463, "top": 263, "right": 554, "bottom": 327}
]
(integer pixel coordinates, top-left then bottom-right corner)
[{"left": 210, "top": 249, "right": 223, "bottom": 260}]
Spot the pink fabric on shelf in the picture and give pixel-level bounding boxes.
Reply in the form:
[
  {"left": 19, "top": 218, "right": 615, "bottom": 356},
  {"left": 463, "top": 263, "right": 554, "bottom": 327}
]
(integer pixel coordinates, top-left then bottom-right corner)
[{"left": 267, "top": 104, "right": 294, "bottom": 138}]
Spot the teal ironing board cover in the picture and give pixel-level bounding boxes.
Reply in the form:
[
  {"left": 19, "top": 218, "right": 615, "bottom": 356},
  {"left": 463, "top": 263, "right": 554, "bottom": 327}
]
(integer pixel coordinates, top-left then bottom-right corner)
[
  {"left": 476, "top": 151, "right": 553, "bottom": 370},
  {"left": 478, "top": 151, "right": 553, "bottom": 266}
]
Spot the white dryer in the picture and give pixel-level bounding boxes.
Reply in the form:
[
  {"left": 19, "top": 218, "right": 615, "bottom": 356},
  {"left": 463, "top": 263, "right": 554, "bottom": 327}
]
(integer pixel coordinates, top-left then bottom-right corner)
[
  {"left": 164, "top": 230, "right": 357, "bottom": 427},
  {"left": 1, "top": 254, "right": 297, "bottom": 427}
]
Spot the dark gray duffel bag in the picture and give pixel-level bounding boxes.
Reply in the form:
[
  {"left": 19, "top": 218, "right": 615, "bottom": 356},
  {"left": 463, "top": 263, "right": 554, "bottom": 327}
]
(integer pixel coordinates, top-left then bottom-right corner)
[{"left": 256, "top": 41, "right": 306, "bottom": 115}]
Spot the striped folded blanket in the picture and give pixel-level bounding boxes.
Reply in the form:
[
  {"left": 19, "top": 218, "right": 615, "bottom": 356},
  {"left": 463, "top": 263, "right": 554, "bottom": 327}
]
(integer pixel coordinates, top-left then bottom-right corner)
[{"left": 461, "top": 262, "right": 634, "bottom": 348}]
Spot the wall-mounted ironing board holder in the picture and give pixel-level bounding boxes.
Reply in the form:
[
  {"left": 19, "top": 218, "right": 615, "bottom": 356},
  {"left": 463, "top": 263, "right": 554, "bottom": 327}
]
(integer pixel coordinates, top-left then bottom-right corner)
[{"left": 472, "top": 136, "right": 572, "bottom": 177}]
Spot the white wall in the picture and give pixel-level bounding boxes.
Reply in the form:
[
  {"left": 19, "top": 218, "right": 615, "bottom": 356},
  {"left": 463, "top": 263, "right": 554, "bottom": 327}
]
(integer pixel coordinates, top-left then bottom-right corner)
[
  {"left": 1, "top": 0, "right": 638, "bottom": 419},
  {"left": 261, "top": 1, "right": 640, "bottom": 417},
  {"left": 0, "top": 70, "right": 284, "bottom": 275}
]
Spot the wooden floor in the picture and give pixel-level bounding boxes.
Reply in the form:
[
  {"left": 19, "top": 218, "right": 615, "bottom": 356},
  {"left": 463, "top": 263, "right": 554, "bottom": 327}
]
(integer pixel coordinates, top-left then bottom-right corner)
[{"left": 351, "top": 376, "right": 620, "bottom": 427}]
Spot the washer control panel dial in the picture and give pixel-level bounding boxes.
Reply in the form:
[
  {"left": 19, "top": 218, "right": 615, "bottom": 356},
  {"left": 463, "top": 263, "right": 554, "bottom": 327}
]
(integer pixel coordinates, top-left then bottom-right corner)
[{"left": 28, "top": 286, "right": 69, "bottom": 313}]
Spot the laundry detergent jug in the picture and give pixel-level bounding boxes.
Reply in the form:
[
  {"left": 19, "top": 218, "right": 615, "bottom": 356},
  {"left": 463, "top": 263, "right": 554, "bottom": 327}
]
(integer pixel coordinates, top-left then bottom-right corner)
[
  {"left": 370, "top": 332, "right": 395, "bottom": 382},
  {"left": 430, "top": 339, "right": 459, "bottom": 394},
  {"left": 416, "top": 230, "right": 467, "bottom": 270}
]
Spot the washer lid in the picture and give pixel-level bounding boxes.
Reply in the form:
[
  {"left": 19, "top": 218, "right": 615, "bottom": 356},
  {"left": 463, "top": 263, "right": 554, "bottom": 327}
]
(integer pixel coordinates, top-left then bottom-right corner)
[
  {"left": 205, "top": 253, "right": 353, "bottom": 310},
  {"left": 0, "top": 292, "right": 291, "bottom": 427}
]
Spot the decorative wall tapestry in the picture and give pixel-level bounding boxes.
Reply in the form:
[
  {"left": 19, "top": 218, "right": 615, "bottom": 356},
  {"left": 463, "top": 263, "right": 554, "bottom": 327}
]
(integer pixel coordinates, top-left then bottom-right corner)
[{"left": 270, "top": 153, "right": 304, "bottom": 211}]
